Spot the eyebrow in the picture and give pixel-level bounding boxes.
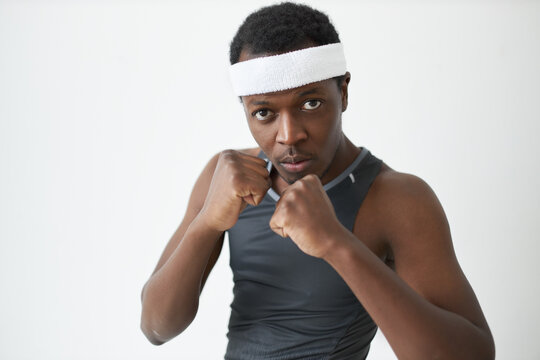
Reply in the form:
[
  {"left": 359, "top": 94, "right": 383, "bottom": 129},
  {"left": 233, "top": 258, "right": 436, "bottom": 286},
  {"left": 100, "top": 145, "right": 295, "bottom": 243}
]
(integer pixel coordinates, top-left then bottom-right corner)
[
  {"left": 246, "top": 86, "right": 324, "bottom": 106},
  {"left": 250, "top": 100, "right": 270, "bottom": 106},
  {"left": 296, "top": 87, "right": 323, "bottom": 97}
]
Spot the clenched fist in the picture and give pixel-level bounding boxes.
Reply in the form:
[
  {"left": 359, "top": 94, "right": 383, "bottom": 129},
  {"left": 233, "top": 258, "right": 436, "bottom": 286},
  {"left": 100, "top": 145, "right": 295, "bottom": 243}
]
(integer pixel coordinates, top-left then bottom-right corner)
[
  {"left": 199, "top": 150, "right": 271, "bottom": 232},
  {"left": 269, "top": 174, "right": 347, "bottom": 259}
]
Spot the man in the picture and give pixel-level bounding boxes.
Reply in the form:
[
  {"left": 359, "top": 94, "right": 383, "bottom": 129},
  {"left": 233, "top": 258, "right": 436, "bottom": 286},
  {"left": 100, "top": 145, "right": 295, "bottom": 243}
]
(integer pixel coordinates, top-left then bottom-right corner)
[{"left": 140, "top": 3, "right": 495, "bottom": 359}]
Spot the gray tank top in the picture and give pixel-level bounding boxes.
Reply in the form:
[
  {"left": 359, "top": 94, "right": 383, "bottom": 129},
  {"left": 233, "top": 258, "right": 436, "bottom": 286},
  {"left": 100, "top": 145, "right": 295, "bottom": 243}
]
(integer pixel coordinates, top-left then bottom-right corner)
[{"left": 225, "top": 147, "right": 383, "bottom": 360}]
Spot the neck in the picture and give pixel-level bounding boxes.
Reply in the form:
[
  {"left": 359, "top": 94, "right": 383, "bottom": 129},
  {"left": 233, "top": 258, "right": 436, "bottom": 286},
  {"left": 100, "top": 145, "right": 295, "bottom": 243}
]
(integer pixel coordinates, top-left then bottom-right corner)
[{"left": 319, "top": 135, "right": 360, "bottom": 185}]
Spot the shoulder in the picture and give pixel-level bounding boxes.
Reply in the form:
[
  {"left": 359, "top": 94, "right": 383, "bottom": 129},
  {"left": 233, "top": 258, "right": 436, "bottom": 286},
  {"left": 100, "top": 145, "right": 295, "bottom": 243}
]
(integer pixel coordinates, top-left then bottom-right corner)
[
  {"left": 366, "top": 163, "right": 450, "bottom": 250},
  {"left": 371, "top": 163, "right": 439, "bottom": 205}
]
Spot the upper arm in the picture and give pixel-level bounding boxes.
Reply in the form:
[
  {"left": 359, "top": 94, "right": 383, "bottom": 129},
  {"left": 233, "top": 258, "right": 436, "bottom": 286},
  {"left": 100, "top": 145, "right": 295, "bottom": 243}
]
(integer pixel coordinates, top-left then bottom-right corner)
[
  {"left": 380, "top": 172, "right": 491, "bottom": 334},
  {"left": 149, "top": 152, "right": 225, "bottom": 292}
]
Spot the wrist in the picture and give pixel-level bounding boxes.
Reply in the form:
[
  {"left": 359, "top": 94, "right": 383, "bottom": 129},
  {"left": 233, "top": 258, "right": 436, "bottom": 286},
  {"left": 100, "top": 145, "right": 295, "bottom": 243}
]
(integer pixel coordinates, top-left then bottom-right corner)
[
  {"left": 192, "top": 211, "right": 225, "bottom": 238},
  {"left": 320, "top": 222, "right": 355, "bottom": 262}
]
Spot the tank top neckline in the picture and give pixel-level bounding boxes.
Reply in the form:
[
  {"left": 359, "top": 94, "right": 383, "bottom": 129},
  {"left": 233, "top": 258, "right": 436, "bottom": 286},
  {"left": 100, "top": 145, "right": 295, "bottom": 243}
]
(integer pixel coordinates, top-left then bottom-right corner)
[{"left": 262, "top": 147, "right": 369, "bottom": 202}]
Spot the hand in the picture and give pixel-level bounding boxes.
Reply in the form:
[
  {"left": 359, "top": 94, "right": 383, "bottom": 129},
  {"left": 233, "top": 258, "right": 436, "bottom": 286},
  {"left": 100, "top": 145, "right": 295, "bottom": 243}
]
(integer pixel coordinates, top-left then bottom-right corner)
[
  {"left": 199, "top": 150, "right": 271, "bottom": 232},
  {"left": 269, "top": 174, "right": 346, "bottom": 259}
]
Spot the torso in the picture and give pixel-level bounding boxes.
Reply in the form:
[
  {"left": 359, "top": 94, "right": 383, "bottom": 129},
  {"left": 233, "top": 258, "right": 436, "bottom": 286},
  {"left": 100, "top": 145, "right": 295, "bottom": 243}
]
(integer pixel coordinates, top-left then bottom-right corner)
[{"left": 226, "top": 146, "right": 383, "bottom": 359}]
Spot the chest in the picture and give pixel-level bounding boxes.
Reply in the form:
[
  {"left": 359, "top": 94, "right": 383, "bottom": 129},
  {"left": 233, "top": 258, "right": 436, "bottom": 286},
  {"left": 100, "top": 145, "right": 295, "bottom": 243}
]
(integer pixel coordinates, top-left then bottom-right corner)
[{"left": 228, "top": 200, "right": 359, "bottom": 308}]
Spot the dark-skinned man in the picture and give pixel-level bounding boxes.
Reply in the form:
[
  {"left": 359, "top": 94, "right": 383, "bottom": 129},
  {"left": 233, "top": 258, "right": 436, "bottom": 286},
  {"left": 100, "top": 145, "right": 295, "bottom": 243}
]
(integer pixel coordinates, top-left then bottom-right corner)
[{"left": 140, "top": 3, "right": 495, "bottom": 359}]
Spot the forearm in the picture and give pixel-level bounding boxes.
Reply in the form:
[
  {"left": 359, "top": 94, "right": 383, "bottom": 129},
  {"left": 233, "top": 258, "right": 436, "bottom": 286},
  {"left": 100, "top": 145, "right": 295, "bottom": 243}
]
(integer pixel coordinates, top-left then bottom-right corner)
[
  {"left": 140, "top": 214, "right": 223, "bottom": 344},
  {"left": 324, "top": 229, "right": 494, "bottom": 360}
]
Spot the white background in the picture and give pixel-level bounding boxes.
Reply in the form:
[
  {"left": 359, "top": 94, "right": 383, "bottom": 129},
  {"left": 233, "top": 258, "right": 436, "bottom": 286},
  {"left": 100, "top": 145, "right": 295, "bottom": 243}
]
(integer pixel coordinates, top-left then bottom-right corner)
[{"left": 1, "top": 0, "right": 539, "bottom": 359}]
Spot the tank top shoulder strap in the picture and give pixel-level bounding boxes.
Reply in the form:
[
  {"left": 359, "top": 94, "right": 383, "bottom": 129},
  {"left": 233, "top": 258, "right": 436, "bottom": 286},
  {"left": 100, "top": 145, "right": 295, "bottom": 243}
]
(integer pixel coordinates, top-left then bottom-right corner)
[{"left": 327, "top": 148, "right": 383, "bottom": 231}]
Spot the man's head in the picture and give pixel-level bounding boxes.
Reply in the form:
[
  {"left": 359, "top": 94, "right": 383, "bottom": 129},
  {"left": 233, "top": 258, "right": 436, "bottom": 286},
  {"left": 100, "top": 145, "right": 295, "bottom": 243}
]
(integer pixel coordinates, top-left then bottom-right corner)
[
  {"left": 229, "top": 2, "right": 352, "bottom": 185},
  {"left": 229, "top": 2, "right": 346, "bottom": 88}
]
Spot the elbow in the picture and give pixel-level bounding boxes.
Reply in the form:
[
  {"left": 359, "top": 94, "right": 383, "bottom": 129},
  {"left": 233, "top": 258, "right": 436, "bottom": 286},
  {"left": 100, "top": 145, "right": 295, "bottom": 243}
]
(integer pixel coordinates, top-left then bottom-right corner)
[
  {"left": 140, "top": 320, "right": 166, "bottom": 346},
  {"left": 483, "top": 331, "right": 496, "bottom": 360},
  {"left": 470, "top": 324, "right": 495, "bottom": 360},
  {"left": 460, "top": 327, "right": 496, "bottom": 360},
  {"left": 140, "top": 311, "right": 195, "bottom": 346},
  {"left": 453, "top": 327, "right": 496, "bottom": 360},
  {"left": 469, "top": 341, "right": 495, "bottom": 360},
  {"left": 418, "top": 325, "right": 496, "bottom": 360},
  {"left": 140, "top": 309, "right": 196, "bottom": 346},
  {"left": 140, "top": 294, "right": 198, "bottom": 346},
  {"left": 140, "top": 283, "right": 167, "bottom": 345},
  {"left": 140, "top": 306, "right": 169, "bottom": 346}
]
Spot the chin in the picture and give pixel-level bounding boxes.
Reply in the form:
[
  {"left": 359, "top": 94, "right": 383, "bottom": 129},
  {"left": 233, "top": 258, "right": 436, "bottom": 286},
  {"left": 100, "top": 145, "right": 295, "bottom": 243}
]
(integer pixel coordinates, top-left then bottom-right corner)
[
  {"left": 281, "top": 173, "right": 301, "bottom": 185},
  {"left": 281, "top": 170, "right": 321, "bottom": 185}
]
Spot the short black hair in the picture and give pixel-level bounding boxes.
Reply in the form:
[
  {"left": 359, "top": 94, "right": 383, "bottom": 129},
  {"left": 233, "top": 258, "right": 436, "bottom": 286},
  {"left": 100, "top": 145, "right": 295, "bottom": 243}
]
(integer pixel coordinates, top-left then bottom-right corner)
[{"left": 229, "top": 2, "right": 341, "bottom": 65}]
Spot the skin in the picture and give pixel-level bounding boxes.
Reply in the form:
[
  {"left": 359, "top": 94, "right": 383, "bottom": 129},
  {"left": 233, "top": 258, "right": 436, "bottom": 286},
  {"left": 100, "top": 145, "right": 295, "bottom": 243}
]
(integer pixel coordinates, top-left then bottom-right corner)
[{"left": 140, "top": 47, "right": 495, "bottom": 359}]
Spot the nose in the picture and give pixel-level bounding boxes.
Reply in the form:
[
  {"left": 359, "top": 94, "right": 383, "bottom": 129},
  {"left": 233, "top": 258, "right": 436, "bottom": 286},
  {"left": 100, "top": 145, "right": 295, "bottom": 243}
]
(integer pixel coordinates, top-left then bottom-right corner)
[{"left": 275, "top": 111, "right": 308, "bottom": 145}]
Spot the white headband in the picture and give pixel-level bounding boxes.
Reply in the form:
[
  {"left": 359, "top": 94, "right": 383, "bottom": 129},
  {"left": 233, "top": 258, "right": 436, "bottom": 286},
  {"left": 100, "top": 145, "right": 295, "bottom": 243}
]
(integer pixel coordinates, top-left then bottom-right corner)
[{"left": 229, "top": 43, "right": 347, "bottom": 96}]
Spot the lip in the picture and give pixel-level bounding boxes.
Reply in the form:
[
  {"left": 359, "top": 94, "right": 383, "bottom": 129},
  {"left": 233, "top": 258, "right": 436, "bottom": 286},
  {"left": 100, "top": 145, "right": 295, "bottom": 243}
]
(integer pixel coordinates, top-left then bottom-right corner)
[
  {"left": 280, "top": 159, "right": 312, "bottom": 173},
  {"left": 280, "top": 155, "right": 311, "bottom": 163}
]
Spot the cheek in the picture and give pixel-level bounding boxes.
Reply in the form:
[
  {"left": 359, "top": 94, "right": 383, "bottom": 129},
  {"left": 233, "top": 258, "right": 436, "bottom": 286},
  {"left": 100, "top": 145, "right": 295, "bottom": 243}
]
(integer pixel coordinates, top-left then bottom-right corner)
[
  {"left": 247, "top": 120, "right": 274, "bottom": 149},
  {"left": 314, "top": 109, "right": 342, "bottom": 143},
  {"left": 314, "top": 111, "right": 343, "bottom": 162}
]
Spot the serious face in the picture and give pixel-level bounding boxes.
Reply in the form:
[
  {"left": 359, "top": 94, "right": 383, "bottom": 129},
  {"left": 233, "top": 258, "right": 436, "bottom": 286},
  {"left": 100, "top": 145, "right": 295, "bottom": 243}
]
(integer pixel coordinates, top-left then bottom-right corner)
[{"left": 239, "top": 50, "right": 351, "bottom": 185}]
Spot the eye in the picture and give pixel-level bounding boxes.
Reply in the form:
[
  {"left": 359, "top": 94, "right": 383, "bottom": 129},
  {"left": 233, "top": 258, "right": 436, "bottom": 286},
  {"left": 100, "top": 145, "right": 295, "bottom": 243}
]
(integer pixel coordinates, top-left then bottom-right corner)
[
  {"left": 252, "top": 109, "right": 275, "bottom": 121},
  {"left": 302, "top": 99, "right": 322, "bottom": 110}
]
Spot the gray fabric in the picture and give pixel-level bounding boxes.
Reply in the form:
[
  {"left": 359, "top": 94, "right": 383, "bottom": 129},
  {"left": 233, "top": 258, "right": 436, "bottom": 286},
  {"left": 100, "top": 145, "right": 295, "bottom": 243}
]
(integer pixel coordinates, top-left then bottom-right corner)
[{"left": 225, "top": 148, "right": 383, "bottom": 360}]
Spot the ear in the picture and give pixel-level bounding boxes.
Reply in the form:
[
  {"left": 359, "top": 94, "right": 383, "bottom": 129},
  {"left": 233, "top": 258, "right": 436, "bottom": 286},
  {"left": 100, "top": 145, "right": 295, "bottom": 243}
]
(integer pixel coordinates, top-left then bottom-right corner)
[{"left": 340, "top": 72, "right": 351, "bottom": 112}]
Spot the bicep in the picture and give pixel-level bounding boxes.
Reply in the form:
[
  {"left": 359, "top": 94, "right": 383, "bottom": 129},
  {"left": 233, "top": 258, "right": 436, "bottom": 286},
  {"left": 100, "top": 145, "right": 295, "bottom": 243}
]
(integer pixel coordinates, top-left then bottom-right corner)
[
  {"left": 386, "top": 174, "right": 490, "bottom": 331},
  {"left": 150, "top": 152, "right": 223, "bottom": 280}
]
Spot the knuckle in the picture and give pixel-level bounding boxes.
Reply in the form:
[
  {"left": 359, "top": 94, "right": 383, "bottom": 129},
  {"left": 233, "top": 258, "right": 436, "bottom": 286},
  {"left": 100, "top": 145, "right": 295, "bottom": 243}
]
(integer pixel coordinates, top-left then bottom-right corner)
[
  {"left": 297, "top": 179, "right": 308, "bottom": 188},
  {"left": 288, "top": 190, "right": 299, "bottom": 200},
  {"left": 282, "top": 195, "right": 297, "bottom": 208},
  {"left": 230, "top": 172, "right": 244, "bottom": 187},
  {"left": 220, "top": 149, "right": 237, "bottom": 160},
  {"left": 219, "top": 149, "right": 231, "bottom": 158}
]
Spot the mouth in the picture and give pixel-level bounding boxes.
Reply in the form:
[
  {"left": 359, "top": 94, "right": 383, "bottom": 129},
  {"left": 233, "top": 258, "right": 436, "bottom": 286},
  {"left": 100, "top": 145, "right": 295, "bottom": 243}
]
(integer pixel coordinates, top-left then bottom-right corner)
[{"left": 279, "top": 157, "right": 313, "bottom": 173}]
